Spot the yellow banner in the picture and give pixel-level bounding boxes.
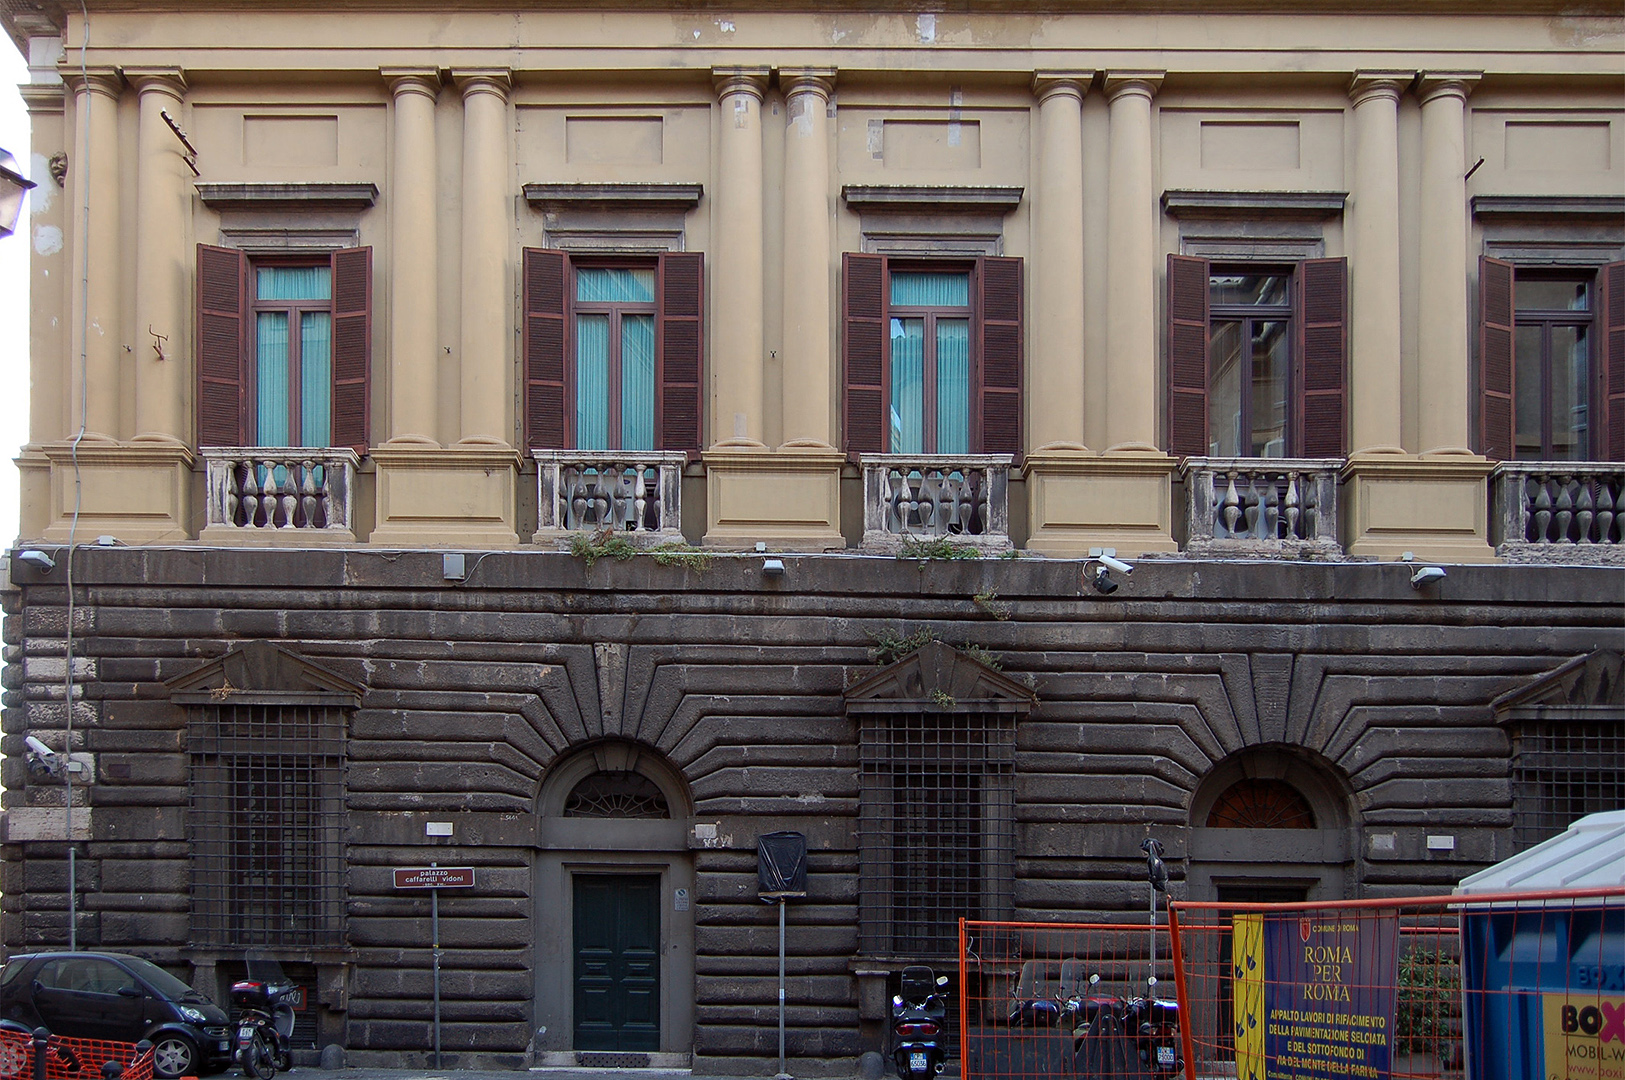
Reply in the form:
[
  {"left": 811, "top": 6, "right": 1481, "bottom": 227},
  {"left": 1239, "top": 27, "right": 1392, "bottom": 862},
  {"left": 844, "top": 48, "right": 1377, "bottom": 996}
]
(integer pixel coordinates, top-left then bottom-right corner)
[
  {"left": 1543, "top": 994, "right": 1625, "bottom": 1080},
  {"left": 1234, "top": 913, "right": 1267, "bottom": 1080}
]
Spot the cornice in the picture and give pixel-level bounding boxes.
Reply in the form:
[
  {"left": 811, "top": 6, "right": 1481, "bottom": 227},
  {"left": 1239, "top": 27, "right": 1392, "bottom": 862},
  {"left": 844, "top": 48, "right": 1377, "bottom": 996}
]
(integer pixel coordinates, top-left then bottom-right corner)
[
  {"left": 195, "top": 181, "right": 380, "bottom": 212},
  {"left": 523, "top": 182, "right": 704, "bottom": 212},
  {"left": 1471, "top": 194, "right": 1625, "bottom": 221},
  {"left": 841, "top": 184, "right": 1024, "bottom": 213},
  {"left": 1162, "top": 189, "right": 1348, "bottom": 220}
]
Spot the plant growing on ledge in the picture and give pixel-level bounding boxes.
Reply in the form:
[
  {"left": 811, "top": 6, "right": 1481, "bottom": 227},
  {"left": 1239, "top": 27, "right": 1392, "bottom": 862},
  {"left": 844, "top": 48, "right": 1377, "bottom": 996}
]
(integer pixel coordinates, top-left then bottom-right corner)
[
  {"left": 973, "top": 588, "right": 1012, "bottom": 620},
  {"left": 898, "top": 537, "right": 982, "bottom": 560},
  {"left": 868, "top": 627, "right": 937, "bottom": 666},
  {"left": 649, "top": 542, "right": 712, "bottom": 572},
  {"left": 570, "top": 529, "right": 638, "bottom": 568}
]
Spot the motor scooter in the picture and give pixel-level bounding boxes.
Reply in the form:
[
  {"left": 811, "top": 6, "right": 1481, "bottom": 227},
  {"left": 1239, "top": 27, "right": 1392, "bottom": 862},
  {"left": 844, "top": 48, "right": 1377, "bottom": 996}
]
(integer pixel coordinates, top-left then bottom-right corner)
[
  {"left": 891, "top": 966, "right": 949, "bottom": 1080},
  {"left": 231, "top": 953, "right": 297, "bottom": 1080}
]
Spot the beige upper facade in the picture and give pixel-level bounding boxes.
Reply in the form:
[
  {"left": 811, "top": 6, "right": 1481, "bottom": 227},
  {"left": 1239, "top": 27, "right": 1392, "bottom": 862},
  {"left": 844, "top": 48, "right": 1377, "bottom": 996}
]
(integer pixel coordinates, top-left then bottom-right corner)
[{"left": 8, "top": 2, "right": 1623, "bottom": 559}]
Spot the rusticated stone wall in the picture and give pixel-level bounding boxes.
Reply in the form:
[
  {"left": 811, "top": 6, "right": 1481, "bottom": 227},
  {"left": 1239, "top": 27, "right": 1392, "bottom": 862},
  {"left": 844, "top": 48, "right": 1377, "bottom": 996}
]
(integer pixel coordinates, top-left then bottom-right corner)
[{"left": 2, "top": 549, "right": 1619, "bottom": 1072}]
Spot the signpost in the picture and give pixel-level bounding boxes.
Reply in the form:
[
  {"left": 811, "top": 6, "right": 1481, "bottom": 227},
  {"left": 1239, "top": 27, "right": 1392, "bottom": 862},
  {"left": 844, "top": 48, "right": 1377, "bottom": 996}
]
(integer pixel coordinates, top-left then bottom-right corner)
[{"left": 394, "top": 865, "right": 475, "bottom": 1067}]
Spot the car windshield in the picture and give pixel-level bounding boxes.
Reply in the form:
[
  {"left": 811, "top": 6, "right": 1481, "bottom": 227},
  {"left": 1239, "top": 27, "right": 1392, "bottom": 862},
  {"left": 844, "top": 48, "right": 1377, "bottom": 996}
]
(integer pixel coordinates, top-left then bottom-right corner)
[{"left": 119, "top": 956, "right": 201, "bottom": 1000}]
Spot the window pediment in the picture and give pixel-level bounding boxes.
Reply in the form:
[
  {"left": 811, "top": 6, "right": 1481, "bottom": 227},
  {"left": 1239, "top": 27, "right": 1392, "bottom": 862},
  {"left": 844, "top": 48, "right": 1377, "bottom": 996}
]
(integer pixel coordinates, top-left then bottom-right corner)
[
  {"left": 844, "top": 640, "right": 1034, "bottom": 713},
  {"left": 1494, "top": 649, "right": 1624, "bottom": 720},
  {"left": 167, "top": 640, "right": 363, "bottom": 707}
]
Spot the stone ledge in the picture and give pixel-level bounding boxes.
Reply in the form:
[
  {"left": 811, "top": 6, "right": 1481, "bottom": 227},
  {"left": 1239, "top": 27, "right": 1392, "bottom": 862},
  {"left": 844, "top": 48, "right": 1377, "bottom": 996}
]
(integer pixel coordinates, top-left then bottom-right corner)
[{"left": 195, "top": 182, "right": 379, "bottom": 212}]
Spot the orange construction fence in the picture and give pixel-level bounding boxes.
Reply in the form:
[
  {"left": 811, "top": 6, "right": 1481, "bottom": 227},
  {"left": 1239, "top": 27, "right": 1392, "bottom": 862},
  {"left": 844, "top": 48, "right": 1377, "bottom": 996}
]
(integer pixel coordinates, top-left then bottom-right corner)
[
  {"left": 0, "top": 1027, "right": 155, "bottom": 1080},
  {"left": 959, "top": 886, "right": 1624, "bottom": 1080}
]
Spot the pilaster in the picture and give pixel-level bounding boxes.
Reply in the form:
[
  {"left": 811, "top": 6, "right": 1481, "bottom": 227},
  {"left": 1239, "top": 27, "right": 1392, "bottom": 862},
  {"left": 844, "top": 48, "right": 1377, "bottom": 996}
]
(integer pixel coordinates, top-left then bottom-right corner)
[
  {"left": 1102, "top": 72, "right": 1162, "bottom": 453},
  {"left": 454, "top": 69, "right": 513, "bottom": 447},
  {"left": 779, "top": 69, "right": 836, "bottom": 451},
  {"left": 381, "top": 68, "right": 441, "bottom": 446},
  {"left": 1030, "top": 72, "right": 1090, "bottom": 453},
  {"left": 64, "top": 67, "right": 123, "bottom": 442},
  {"left": 710, "top": 68, "right": 769, "bottom": 450},
  {"left": 127, "top": 67, "right": 189, "bottom": 446}
]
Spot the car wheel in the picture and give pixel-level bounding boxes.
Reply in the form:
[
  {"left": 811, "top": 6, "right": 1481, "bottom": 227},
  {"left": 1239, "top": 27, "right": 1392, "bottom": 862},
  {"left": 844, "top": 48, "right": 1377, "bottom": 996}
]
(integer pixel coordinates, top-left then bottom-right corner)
[
  {"left": 152, "top": 1034, "right": 198, "bottom": 1080},
  {"left": 0, "top": 1039, "right": 27, "bottom": 1080}
]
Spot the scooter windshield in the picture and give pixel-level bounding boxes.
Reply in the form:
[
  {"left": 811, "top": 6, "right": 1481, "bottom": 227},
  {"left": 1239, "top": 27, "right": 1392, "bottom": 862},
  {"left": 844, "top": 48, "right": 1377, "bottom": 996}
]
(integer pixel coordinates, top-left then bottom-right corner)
[{"left": 245, "top": 950, "right": 290, "bottom": 986}]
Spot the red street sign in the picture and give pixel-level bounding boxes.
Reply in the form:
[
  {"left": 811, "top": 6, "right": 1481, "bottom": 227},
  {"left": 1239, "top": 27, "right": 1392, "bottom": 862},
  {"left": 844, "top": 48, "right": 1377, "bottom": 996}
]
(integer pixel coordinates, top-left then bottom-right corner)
[{"left": 393, "top": 866, "right": 476, "bottom": 889}]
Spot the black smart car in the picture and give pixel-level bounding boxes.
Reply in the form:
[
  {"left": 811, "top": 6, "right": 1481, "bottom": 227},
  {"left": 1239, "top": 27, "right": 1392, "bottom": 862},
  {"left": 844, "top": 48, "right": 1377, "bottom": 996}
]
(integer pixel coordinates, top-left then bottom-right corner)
[{"left": 0, "top": 952, "right": 232, "bottom": 1078}]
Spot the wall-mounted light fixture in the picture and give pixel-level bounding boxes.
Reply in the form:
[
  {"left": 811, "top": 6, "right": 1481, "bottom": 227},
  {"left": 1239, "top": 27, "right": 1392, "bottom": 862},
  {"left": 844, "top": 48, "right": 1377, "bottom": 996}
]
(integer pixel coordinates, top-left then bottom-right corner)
[
  {"left": 762, "top": 558, "right": 786, "bottom": 577},
  {"left": 0, "top": 149, "right": 36, "bottom": 238},
  {"left": 16, "top": 550, "right": 56, "bottom": 572},
  {"left": 1410, "top": 566, "right": 1447, "bottom": 589}
]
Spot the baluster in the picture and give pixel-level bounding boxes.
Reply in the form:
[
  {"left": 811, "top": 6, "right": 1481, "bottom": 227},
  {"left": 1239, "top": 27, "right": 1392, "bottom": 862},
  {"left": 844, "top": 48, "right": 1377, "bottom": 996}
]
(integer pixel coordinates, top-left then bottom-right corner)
[
  {"left": 1596, "top": 483, "right": 1617, "bottom": 546},
  {"left": 567, "top": 467, "right": 588, "bottom": 529},
  {"left": 241, "top": 460, "right": 263, "bottom": 528},
  {"left": 1261, "top": 476, "right": 1280, "bottom": 539},
  {"left": 1220, "top": 474, "right": 1242, "bottom": 536},
  {"left": 886, "top": 470, "right": 906, "bottom": 534},
  {"left": 917, "top": 470, "right": 941, "bottom": 536},
  {"left": 275, "top": 465, "right": 296, "bottom": 528},
  {"left": 224, "top": 460, "right": 242, "bottom": 527},
  {"left": 300, "top": 460, "right": 319, "bottom": 528},
  {"left": 905, "top": 471, "right": 925, "bottom": 534},
  {"left": 1553, "top": 476, "right": 1575, "bottom": 543},
  {"left": 945, "top": 470, "right": 968, "bottom": 534},
  {"left": 1302, "top": 475, "right": 1319, "bottom": 541},
  {"left": 592, "top": 471, "right": 613, "bottom": 527},
  {"left": 1575, "top": 481, "right": 1595, "bottom": 544},
  {"left": 1242, "top": 475, "right": 1262, "bottom": 538},
  {"left": 633, "top": 465, "right": 651, "bottom": 531},
  {"left": 1283, "top": 474, "right": 1302, "bottom": 540},
  {"left": 610, "top": 466, "right": 630, "bottom": 530},
  {"left": 1530, "top": 476, "right": 1553, "bottom": 543}
]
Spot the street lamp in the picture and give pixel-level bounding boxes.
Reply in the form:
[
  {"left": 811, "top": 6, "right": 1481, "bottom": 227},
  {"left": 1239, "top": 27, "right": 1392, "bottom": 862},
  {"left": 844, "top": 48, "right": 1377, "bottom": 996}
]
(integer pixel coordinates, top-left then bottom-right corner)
[{"left": 0, "top": 149, "right": 36, "bottom": 238}]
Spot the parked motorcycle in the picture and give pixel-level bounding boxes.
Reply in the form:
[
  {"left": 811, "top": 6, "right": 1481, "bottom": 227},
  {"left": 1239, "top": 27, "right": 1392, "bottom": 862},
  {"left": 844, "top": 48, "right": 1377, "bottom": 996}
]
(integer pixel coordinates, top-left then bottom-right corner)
[
  {"left": 231, "top": 954, "right": 297, "bottom": 1080},
  {"left": 891, "top": 965, "right": 949, "bottom": 1080},
  {"left": 1070, "top": 973, "right": 1181, "bottom": 1078}
]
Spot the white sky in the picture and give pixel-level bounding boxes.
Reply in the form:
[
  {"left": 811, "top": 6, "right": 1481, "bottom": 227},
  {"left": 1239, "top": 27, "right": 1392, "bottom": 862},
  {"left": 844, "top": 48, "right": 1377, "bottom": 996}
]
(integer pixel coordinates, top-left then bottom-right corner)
[{"left": 1, "top": 44, "right": 29, "bottom": 547}]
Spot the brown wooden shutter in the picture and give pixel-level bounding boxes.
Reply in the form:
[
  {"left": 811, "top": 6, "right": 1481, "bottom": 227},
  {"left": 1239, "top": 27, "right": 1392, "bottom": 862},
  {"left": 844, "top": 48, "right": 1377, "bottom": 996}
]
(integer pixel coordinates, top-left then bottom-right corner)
[
  {"left": 977, "top": 256, "right": 1023, "bottom": 458},
  {"left": 1602, "top": 261, "right": 1625, "bottom": 462},
  {"left": 1166, "top": 254, "right": 1210, "bottom": 458},
  {"left": 196, "top": 244, "right": 247, "bottom": 447},
  {"left": 657, "top": 251, "right": 704, "bottom": 455},
  {"left": 329, "top": 246, "right": 371, "bottom": 452},
  {"left": 843, "top": 253, "right": 887, "bottom": 454},
  {"left": 1479, "top": 256, "right": 1516, "bottom": 461},
  {"left": 523, "top": 248, "right": 570, "bottom": 449},
  {"left": 1296, "top": 257, "right": 1347, "bottom": 458}
]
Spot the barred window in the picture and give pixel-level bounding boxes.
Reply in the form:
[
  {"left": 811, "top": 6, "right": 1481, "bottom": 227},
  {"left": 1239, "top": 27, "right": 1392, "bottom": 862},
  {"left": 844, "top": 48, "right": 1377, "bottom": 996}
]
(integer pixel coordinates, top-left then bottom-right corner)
[
  {"left": 188, "top": 704, "right": 347, "bottom": 949},
  {"left": 1510, "top": 718, "right": 1625, "bottom": 850},
  {"left": 859, "top": 710, "right": 1015, "bottom": 958}
]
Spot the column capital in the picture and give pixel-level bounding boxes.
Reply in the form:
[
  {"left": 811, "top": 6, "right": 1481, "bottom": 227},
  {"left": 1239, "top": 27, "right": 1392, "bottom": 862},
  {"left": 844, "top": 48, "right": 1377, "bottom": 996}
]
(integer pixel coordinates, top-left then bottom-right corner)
[
  {"left": 381, "top": 67, "right": 442, "bottom": 100},
  {"left": 1033, "top": 71, "right": 1091, "bottom": 103},
  {"left": 123, "top": 67, "right": 186, "bottom": 100},
  {"left": 453, "top": 68, "right": 512, "bottom": 101},
  {"left": 1349, "top": 70, "right": 1413, "bottom": 107},
  {"left": 713, "top": 67, "right": 770, "bottom": 101},
  {"left": 62, "top": 66, "right": 123, "bottom": 99},
  {"left": 780, "top": 68, "right": 835, "bottom": 102},
  {"left": 1418, "top": 71, "right": 1481, "bottom": 105},
  {"left": 1103, "top": 71, "right": 1163, "bottom": 103}
]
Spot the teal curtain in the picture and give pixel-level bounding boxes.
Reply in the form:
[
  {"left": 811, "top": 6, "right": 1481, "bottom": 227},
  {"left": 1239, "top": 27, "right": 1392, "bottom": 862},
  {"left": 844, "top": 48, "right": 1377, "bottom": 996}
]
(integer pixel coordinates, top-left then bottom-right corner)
[
  {"left": 256, "top": 313, "right": 291, "bottom": 447},
  {"left": 890, "top": 271, "right": 969, "bottom": 307},
  {"left": 936, "top": 318, "right": 970, "bottom": 454},
  {"left": 255, "top": 266, "right": 332, "bottom": 447},
  {"left": 300, "top": 313, "right": 332, "bottom": 447},
  {"left": 621, "top": 315, "right": 656, "bottom": 450},
  {"left": 576, "top": 314, "right": 611, "bottom": 450},
  {"left": 577, "top": 267, "right": 655, "bottom": 304},
  {"left": 890, "top": 317, "right": 924, "bottom": 453}
]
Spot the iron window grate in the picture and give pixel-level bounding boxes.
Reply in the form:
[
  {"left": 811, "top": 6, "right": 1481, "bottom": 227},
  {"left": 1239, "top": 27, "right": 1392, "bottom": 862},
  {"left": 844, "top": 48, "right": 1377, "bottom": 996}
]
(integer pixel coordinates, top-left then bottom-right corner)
[{"left": 1511, "top": 718, "right": 1625, "bottom": 851}]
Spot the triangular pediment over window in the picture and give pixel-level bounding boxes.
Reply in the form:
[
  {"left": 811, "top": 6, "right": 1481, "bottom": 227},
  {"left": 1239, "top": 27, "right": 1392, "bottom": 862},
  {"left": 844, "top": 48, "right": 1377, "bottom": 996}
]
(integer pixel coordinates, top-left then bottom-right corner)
[
  {"left": 1493, "top": 650, "right": 1623, "bottom": 722},
  {"left": 844, "top": 640, "right": 1035, "bottom": 714},
  {"left": 166, "top": 640, "right": 363, "bottom": 707}
]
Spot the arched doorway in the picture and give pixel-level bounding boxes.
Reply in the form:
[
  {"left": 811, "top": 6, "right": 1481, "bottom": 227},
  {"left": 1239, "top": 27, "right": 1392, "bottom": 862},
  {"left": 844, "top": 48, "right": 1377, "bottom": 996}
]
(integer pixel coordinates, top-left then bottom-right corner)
[{"left": 533, "top": 741, "right": 695, "bottom": 1066}]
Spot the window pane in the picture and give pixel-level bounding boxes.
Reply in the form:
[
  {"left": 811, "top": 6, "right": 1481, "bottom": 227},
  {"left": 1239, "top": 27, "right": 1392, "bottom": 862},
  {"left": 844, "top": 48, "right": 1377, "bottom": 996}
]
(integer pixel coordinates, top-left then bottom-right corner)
[
  {"left": 1550, "top": 325, "right": 1588, "bottom": 460},
  {"left": 621, "top": 314, "right": 656, "bottom": 451},
  {"left": 575, "top": 314, "right": 610, "bottom": 450},
  {"left": 936, "top": 318, "right": 970, "bottom": 454},
  {"left": 576, "top": 267, "right": 655, "bottom": 304},
  {"left": 300, "top": 312, "right": 332, "bottom": 447},
  {"left": 1210, "top": 273, "right": 1289, "bottom": 307},
  {"left": 1251, "top": 320, "right": 1289, "bottom": 457},
  {"left": 1515, "top": 279, "right": 1588, "bottom": 313},
  {"left": 257, "top": 312, "right": 291, "bottom": 446},
  {"left": 890, "top": 271, "right": 969, "bottom": 307},
  {"left": 890, "top": 317, "right": 925, "bottom": 453},
  {"left": 1514, "top": 326, "right": 1543, "bottom": 459},
  {"left": 256, "top": 265, "right": 331, "bottom": 302},
  {"left": 1209, "top": 321, "right": 1244, "bottom": 457}
]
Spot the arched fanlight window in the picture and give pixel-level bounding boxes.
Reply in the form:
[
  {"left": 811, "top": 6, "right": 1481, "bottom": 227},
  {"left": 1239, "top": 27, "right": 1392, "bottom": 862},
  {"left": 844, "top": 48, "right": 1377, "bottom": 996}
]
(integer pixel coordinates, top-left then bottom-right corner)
[
  {"left": 1206, "top": 777, "right": 1315, "bottom": 829},
  {"left": 563, "top": 770, "right": 670, "bottom": 819}
]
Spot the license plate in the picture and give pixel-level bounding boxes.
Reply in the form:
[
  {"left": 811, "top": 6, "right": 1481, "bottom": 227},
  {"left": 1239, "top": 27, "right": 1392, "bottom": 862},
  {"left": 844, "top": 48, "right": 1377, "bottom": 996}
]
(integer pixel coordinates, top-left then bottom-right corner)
[
  {"left": 218, "top": 1043, "right": 230, "bottom": 1051},
  {"left": 1157, "top": 1045, "right": 1175, "bottom": 1067},
  {"left": 909, "top": 1052, "right": 927, "bottom": 1071}
]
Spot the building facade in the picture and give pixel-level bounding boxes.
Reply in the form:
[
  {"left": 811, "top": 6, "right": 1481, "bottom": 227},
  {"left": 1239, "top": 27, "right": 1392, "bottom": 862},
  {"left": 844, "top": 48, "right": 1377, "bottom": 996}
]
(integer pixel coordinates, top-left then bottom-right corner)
[{"left": 0, "top": 0, "right": 1621, "bottom": 1072}]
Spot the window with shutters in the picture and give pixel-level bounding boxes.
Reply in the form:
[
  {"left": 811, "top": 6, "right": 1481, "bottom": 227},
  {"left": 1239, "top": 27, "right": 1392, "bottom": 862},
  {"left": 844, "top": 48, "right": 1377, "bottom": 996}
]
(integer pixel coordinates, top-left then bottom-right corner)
[
  {"left": 522, "top": 249, "right": 704, "bottom": 454},
  {"left": 1479, "top": 259, "right": 1625, "bottom": 462},
  {"left": 196, "top": 245, "right": 371, "bottom": 451},
  {"left": 1167, "top": 255, "right": 1347, "bottom": 460},
  {"left": 842, "top": 254, "right": 1023, "bottom": 458}
]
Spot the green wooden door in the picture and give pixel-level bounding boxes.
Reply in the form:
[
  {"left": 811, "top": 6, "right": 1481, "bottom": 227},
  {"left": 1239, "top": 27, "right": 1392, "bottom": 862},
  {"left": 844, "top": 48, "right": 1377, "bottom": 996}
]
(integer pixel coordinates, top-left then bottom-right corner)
[{"left": 573, "top": 874, "right": 661, "bottom": 1051}]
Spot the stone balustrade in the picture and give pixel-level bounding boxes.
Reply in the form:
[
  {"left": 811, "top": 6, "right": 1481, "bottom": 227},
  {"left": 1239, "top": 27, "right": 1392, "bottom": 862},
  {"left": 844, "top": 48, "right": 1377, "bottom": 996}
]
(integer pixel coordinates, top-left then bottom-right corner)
[
  {"left": 860, "top": 455, "right": 1012, "bottom": 552},
  {"left": 535, "top": 451, "right": 686, "bottom": 538},
  {"left": 202, "top": 448, "right": 359, "bottom": 540},
  {"left": 1181, "top": 458, "right": 1342, "bottom": 556},
  {"left": 1493, "top": 462, "right": 1625, "bottom": 563}
]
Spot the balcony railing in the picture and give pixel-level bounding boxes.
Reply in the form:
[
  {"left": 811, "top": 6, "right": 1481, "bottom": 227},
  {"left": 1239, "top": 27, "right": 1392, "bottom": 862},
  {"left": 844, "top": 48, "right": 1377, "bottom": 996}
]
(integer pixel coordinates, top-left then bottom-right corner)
[
  {"left": 1181, "top": 458, "right": 1342, "bottom": 556},
  {"left": 1493, "top": 462, "right": 1625, "bottom": 563},
  {"left": 202, "top": 448, "right": 359, "bottom": 538},
  {"left": 860, "top": 454, "right": 1012, "bottom": 552},
  {"left": 535, "top": 451, "right": 686, "bottom": 538}
]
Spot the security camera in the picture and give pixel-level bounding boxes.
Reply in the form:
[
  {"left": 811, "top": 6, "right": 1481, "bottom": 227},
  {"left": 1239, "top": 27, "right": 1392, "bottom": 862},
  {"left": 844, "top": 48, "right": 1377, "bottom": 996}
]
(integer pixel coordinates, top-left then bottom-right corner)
[
  {"left": 25, "top": 735, "right": 55, "bottom": 758},
  {"left": 1098, "top": 553, "right": 1134, "bottom": 576},
  {"left": 16, "top": 550, "right": 55, "bottom": 571},
  {"left": 1090, "top": 566, "right": 1119, "bottom": 595},
  {"left": 1410, "top": 566, "right": 1447, "bottom": 588}
]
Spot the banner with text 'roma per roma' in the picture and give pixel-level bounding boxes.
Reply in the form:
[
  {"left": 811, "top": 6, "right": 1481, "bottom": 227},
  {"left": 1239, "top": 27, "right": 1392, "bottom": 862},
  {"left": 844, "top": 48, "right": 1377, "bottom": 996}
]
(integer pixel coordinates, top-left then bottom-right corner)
[{"left": 1232, "top": 911, "right": 1400, "bottom": 1080}]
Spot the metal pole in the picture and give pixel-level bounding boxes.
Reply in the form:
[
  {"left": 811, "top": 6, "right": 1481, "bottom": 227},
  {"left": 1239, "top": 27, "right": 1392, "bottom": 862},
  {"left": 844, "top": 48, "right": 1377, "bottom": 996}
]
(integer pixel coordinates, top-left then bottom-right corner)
[
  {"left": 777, "top": 898, "right": 788, "bottom": 1080},
  {"left": 432, "top": 869, "right": 442, "bottom": 1069},
  {"left": 1148, "top": 884, "right": 1157, "bottom": 993}
]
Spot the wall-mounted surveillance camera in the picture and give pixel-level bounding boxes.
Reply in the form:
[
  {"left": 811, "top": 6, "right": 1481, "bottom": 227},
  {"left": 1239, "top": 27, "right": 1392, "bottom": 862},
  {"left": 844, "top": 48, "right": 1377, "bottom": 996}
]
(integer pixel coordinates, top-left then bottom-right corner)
[
  {"left": 1410, "top": 566, "right": 1447, "bottom": 588},
  {"left": 1098, "top": 553, "right": 1134, "bottom": 576},
  {"left": 1090, "top": 566, "right": 1119, "bottom": 595},
  {"left": 25, "top": 735, "right": 55, "bottom": 758},
  {"left": 16, "top": 550, "right": 55, "bottom": 572}
]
